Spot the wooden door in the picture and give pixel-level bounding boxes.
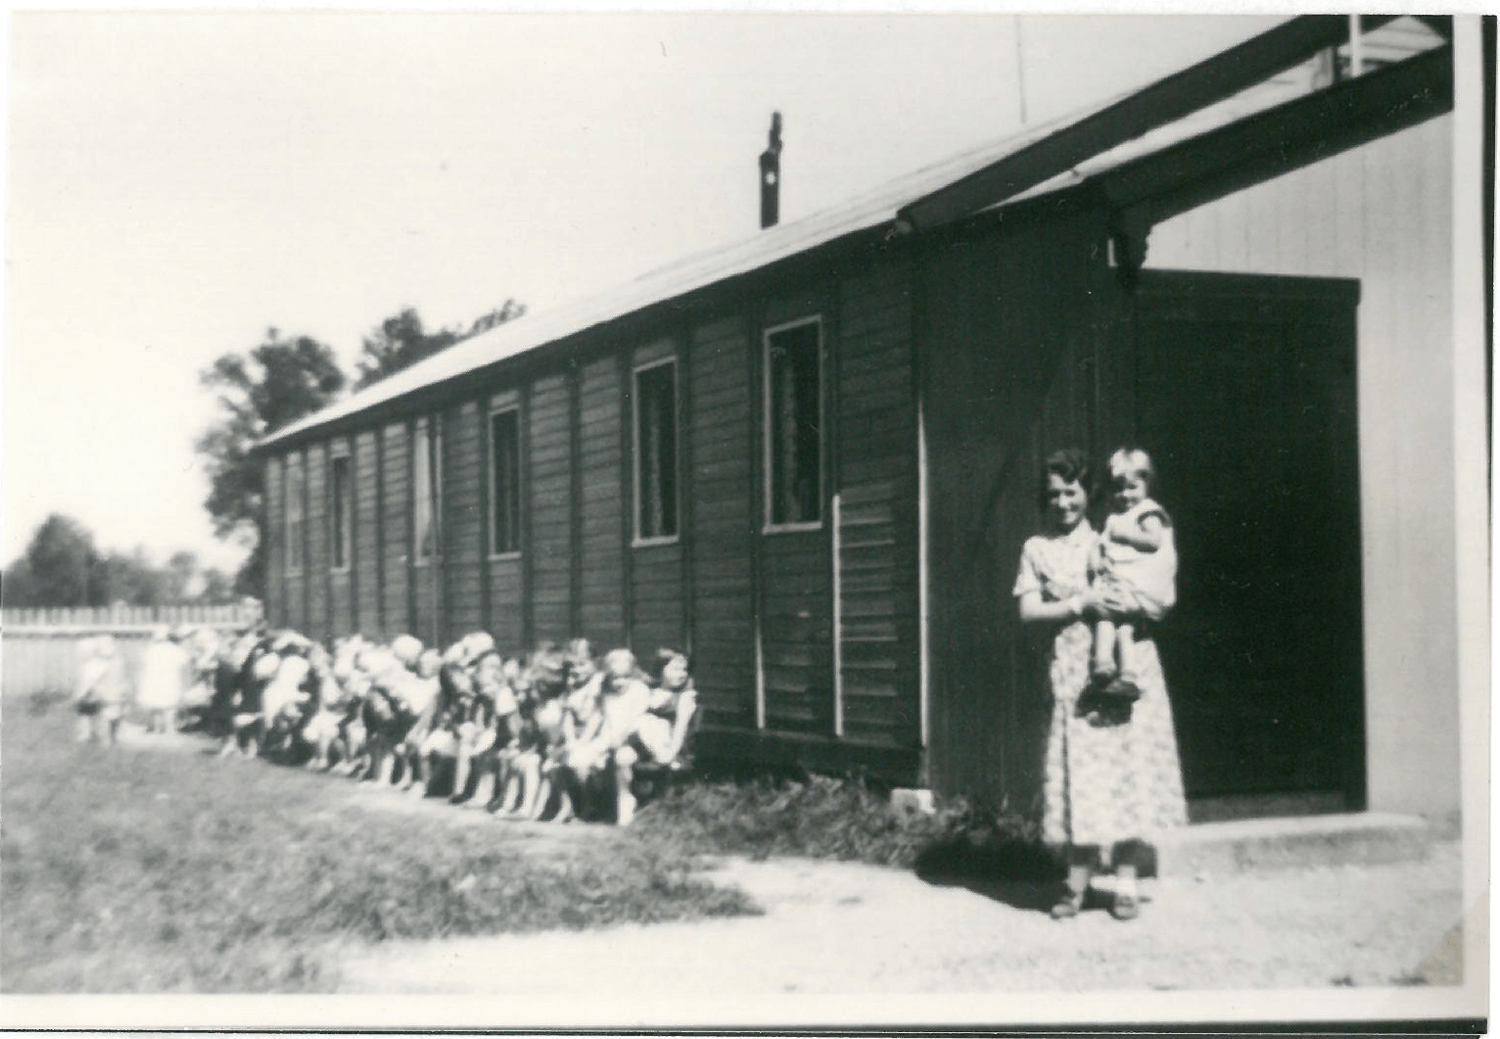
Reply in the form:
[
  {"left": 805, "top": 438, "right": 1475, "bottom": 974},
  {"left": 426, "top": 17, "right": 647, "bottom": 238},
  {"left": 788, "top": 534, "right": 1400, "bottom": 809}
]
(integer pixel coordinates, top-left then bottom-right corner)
[{"left": 1133, "top": 272, "right": 1364, "bottom": 807}]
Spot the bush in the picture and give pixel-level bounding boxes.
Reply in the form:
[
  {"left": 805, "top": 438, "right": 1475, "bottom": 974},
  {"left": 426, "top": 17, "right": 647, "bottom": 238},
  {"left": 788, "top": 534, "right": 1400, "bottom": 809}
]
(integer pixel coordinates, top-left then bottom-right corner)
[{"left": 640, "top": 773, "right": 1061, "bottom": 882}]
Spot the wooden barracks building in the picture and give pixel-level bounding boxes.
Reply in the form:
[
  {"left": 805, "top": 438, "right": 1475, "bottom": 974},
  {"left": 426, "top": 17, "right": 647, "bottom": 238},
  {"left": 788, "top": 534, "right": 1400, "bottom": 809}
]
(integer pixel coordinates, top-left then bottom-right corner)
[{"left": 257, "top": 17, "right": 1471, "bottom": 818}]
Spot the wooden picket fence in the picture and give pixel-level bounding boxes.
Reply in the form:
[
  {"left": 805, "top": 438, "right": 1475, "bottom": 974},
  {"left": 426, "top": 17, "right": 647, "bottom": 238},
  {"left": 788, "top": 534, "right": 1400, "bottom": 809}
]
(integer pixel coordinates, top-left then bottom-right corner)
[
  {"left": 1, "top": 602, "right": 261, "bottom": 700},
  {"left": 2, "top": 603, "right": 259, "bottom": 629}
]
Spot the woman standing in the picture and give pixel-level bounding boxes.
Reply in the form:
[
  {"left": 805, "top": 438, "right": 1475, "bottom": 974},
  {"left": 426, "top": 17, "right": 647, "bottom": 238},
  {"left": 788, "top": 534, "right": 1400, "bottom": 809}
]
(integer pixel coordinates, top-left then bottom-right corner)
[{"left": 1013, "top": 448, "right": 1187, "bottom": 921}]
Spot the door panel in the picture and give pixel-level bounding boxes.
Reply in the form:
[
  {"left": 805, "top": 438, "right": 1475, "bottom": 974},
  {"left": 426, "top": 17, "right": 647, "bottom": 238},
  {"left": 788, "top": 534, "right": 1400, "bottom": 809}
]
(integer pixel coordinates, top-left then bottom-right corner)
[{"left": 1134, "top": 274, "right": 1364, "bottom": 806}]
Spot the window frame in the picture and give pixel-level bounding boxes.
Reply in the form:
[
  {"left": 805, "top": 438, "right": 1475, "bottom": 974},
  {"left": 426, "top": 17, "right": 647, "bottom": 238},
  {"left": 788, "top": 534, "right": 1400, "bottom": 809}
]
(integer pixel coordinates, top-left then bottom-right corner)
[
  {"left": 487, "top": 404, "right": 523, "bottom": 559},
  {"left": 761, "top": 315, "right": 826, "bottom": 534},
  {"left": 631, "top": 356, "right": 681, "bottom": 547},
  {"left": 328, "top": 447, "right": 353, "bottom": 573},
  {"left": 411, "top": 416, "right": 442, "bottom": 565},
  {"left": 284, "top": 454, "right": 306, "bottom": 576}
]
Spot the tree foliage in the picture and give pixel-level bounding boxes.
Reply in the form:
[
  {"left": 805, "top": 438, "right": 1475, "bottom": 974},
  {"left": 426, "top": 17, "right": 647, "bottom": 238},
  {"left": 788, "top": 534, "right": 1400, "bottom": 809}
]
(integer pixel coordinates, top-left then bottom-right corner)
[
  {"left": 2, "top": 515, "right": 238, "bottom": 608},
  {"left": 195, "top": 329, "right": 345, "bottom": 596},
  {"left": 3, "top": 514, "right": 100, "bottom": 607},
  {"left": 354, "top": 299, "right": 524, "bottom": 391}
]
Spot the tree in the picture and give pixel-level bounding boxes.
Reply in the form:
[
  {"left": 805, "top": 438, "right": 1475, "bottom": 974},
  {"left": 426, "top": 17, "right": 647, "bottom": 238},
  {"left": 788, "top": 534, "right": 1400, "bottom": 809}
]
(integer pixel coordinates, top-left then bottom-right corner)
[
  {"left": 93, "top": 547, "right": 167, "bottom": 607},
  {"left": 2, "top": 513, "right": 100, "bottom": 607},
  {"left": 354, "top": 299, "right": 525, "bottom": 390},
  {"left": 196, "top": 329, "right": 345, "bottom": 596}
]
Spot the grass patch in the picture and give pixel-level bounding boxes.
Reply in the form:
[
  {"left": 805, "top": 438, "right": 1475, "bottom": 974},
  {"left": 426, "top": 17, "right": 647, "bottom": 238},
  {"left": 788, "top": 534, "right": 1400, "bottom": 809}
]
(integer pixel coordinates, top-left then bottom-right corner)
[
  {"left": 638, "top": 772, "right": 1061, "bottom": 882},
  {"left": 1, "top": 703, "right": 755, "bottom": 993}
]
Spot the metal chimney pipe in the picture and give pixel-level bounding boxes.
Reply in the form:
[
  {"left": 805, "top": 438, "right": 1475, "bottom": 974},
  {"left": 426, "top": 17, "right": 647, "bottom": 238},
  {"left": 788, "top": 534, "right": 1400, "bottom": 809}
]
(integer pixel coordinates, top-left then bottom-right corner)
[{"left": 759, "top": 112, "right": 783, "bottom": 229}]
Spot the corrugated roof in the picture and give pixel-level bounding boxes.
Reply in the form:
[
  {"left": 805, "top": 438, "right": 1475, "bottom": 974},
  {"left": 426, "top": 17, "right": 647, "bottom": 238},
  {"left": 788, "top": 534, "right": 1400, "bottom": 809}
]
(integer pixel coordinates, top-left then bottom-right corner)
[{"left": 260, "top": 17, "right": 1442, "bottom": 451}]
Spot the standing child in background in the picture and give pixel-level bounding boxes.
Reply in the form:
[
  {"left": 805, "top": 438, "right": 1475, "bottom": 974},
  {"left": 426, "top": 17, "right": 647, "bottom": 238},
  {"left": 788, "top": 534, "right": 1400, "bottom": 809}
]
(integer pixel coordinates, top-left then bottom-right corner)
[
  {"left": 1087, "top": 447, "right": 1178, "bottom": 716},
  {"left": 138, "top": 626, "right": 192, "bottom": 735},
  {"left": 73, "top": 636, "right": 128, "bottom": 745}
]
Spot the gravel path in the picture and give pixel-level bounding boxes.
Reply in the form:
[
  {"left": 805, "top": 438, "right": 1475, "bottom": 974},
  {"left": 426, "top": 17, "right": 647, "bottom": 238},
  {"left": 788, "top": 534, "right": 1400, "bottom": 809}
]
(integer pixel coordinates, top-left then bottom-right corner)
[{"left": 337, "top": 840, "right": 1465, "bottom": 995}]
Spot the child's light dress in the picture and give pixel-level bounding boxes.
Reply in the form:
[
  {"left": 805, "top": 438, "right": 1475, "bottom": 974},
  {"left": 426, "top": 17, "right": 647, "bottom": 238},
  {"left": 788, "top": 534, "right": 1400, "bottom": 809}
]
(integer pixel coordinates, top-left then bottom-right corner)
[{"left": 1092, "top": 498, "right": 1177, "bottom": 621}]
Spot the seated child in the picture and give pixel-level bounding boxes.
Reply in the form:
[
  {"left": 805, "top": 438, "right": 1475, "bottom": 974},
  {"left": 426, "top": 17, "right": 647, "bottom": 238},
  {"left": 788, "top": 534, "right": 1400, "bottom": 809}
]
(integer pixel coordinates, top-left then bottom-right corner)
[
  {"left": 612, "top": 648, "right": 699, "bottom": 825},
  {"left": 1086, "top": 446, "right": 1178, "bottom": 717},
  {"left": 559, "top": 649, "right": 653, "bottom": 822}
]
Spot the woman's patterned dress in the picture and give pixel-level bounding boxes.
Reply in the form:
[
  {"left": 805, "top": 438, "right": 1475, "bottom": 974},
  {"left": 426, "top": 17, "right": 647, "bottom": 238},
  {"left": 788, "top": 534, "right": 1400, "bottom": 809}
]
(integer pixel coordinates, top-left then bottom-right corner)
[{"left": 1014, "top": 521, "right": 1188, "bottom": 854}]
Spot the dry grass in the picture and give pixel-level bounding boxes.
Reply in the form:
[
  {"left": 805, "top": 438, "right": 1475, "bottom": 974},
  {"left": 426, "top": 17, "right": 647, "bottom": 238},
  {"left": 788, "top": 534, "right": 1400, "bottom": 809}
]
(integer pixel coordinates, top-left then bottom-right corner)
[{"left": 0, "top": 705, "right": 754, "bottom": 993}]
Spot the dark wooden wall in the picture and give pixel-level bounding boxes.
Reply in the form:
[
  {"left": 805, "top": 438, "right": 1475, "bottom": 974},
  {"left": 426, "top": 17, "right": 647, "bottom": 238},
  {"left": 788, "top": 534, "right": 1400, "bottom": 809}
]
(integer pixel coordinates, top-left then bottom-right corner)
[
  {"left": 529, "top": 373, "right": 573, "bottom": 644},
  {"left": 918, "top": 204, "right": 1106, "bottom": 808},
  {"left": 687, "top": 315, "right": 757, "bottom": 730},
  {"left": 264, "top": 456, "right": 284, "bottom": 628},
  {"left": 353, "top": 429, "right": 380, "bottom": 637},
  {"left": 443, "top": 400, "right": 484, "bottom": 637},
  {"left": 578, "top": 354, "right": 626, "bottom": 648},
  {"left": 263, "top": 245, "right": 926, "bottom": 782},
  {"left": 379, "top": 422, "right": 409, "bottom": 639},
  {"left": 486, "top": 389, "right": 525, "bottom": 650},
  {"left": 628, "top": 337, "right": 685, "bottom": 657},
  {"left": 329, "top": 437, "right": 354, "bottom": 639},
  {"left": 835, "top": 261, "right": 920, "bottom": 747}
]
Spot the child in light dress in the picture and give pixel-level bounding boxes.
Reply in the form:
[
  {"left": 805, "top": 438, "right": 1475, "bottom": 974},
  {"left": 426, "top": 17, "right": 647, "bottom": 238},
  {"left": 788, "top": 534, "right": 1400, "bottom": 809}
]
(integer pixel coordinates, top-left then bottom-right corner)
[
  {"left": 1087, "top": 447, "right": 1177, "bottom": 714},
  {"left": 138, "top": 626, "right": 192, "bottom": 734}
]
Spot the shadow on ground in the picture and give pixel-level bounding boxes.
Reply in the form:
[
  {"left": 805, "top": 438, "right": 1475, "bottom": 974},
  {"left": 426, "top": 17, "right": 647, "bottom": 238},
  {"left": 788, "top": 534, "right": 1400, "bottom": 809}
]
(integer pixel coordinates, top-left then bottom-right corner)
[{"left": 911, "top": 833, "right": 1063, "bottom": 914}]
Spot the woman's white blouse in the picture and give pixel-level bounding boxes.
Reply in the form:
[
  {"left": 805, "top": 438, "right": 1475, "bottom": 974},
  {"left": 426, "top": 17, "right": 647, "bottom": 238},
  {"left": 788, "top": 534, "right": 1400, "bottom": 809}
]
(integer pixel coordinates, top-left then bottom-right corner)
[{"left": 1012, "top": 522, "right": 1098, "bottom": 603}]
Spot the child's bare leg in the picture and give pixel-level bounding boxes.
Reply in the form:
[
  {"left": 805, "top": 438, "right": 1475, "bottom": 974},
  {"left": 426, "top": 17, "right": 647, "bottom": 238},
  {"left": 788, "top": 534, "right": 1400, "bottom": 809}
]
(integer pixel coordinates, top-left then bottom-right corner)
[
  {"left": 1093, "top": 618, "right": 1118, "bottom": 677},
  {"left": 450, "top": 749, "right": 474, "bottom": 803},
  {"left": 614, "top": 746, "right": 638, "bottom": 826},
  {"left": 1115, "top": 622, "right": 1138, "bottom": 683}
]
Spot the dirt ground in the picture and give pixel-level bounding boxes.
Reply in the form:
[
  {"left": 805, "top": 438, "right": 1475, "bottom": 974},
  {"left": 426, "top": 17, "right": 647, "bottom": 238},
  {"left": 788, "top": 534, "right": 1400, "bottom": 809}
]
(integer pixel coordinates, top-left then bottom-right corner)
[
  {"left": 119, "top": 725, "right": 1471, "bottom": 999},
  {"left": 337, "top": 840, "right": 1466, "bottom": 996}
]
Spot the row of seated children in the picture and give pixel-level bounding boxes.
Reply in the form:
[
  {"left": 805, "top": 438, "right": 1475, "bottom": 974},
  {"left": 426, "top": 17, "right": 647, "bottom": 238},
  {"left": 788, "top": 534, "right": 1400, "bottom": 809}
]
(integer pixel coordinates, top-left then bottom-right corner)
[{"left": 195, "top": 626, "right": 698, "bottom": 826}]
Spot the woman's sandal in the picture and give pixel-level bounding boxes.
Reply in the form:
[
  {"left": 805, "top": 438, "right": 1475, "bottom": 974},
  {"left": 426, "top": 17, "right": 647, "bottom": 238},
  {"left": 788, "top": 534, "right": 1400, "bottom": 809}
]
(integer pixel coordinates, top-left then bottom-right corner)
[{"left": 1049, "top": 890, "right": 1085, "bottom": 920}]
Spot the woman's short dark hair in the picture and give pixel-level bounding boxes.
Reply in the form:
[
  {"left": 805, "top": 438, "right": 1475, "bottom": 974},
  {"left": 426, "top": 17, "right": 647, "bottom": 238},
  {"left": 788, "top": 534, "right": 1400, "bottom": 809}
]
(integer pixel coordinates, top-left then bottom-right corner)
[{"left": 1040, "top": 448, "right": 1093, "bottom": 508}]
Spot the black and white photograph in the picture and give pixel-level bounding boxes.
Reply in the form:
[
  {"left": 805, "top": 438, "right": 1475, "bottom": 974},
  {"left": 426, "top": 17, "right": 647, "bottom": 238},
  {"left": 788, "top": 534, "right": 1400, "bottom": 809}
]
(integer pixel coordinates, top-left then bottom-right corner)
[{"left": 0, "top": 7, "right": 1489, "bottom": 1030}]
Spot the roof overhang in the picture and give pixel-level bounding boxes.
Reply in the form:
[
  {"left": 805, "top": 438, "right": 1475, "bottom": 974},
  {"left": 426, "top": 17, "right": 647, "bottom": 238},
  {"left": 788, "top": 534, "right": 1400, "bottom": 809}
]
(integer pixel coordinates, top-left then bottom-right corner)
[
  {"left": 1092, "top": 43, "right": 1454, "bottom": 233},
  {"left": 895, "top": 14, "right": 1406, "bottom": 231}
]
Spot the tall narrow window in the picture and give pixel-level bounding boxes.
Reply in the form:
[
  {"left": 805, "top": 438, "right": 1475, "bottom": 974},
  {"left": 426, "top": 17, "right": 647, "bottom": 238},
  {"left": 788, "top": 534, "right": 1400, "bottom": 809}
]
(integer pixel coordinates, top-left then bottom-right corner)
[
  {"left": 634, "top": 359, "right": 678, "bottom": 541},
  {"left": 489, "top": 407, "right": 521, "bottom": 555},
  {"left": 330, "top": 452, "right": 352, "bottom": 570},
  {"left": 413, "top": 418, "right": 441, "bottom": 562},
  {"left": 285, "top": 455, "right": 305, "bottom": 574},
  {"left": 764, "top": 318, "right": 823, "bottom": 527}
]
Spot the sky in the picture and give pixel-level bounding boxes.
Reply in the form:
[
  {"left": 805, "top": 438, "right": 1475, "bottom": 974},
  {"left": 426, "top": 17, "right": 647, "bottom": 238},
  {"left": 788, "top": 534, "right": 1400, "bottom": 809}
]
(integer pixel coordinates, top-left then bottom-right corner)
[{"left": 4, "top": 11, "right": 1284, "bottom": 575}]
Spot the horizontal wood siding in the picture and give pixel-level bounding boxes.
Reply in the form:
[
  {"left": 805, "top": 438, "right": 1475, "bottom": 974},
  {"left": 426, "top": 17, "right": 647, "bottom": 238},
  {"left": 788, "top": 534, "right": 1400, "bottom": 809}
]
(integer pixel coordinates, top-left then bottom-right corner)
[
  {"left": 443, "top": 401, "right": 483, "bottom": 641},
  {"left": 632, "top": 542, "right": 683, "bottom": 655},
  {"left": 380, "top": 423, "right": 410, "bottom": 639},
  {"left": 264, "top": 456, "right": 284, "bottom": 628},
  {"left": 687, "top": 316, "right": 755, "bottom": 728},
  {"left": 578, "top": 356, "right": 626, "bottom": 647},
  {"left": 836, "top": 262, "right": 920, "bottom": 747},
  {"left": 759, "top": 290, "right": 833, "bottom": 736},
  {"left": 329, "top": 438, "right": 353, "bottom": 639},
  {"left": 488, "top": 557, "right": 524, "bottom": 651},
  {"left": 760, "top": 533, "right": 832, "bottom": 734},
  {"left": 920, "top": 208, "right": 1098, "bottom": 808},
  {"left": 353, "top": 430, "right": 380, "bottom": 637},
  {"left": 529, "top": 373, "right": 573, "bottom": 643},
  {"left": 305, "top": 443, "right": 329, "bottom": 644},
  {"left": 487, "top": 390, "right": 525, "bottom": 650}
]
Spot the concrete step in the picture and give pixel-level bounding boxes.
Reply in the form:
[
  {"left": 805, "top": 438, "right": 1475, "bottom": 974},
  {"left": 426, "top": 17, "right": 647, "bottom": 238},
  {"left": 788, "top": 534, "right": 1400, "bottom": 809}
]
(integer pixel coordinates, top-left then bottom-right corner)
[{"left": 1154, "top": 811, "right": 1433, "bottom": 877}]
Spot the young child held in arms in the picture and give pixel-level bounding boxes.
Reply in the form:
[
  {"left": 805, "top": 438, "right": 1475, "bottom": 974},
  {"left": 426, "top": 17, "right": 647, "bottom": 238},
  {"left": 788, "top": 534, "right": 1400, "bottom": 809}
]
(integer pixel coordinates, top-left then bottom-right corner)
[{"left": 1086, "top": 447, "right": 1177, "bottom": 720}]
